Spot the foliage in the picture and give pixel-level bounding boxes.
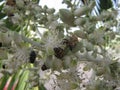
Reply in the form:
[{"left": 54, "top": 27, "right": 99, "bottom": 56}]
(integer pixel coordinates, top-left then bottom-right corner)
[{"left": 0, "top": 0, "right": 120, "bottom": 90}]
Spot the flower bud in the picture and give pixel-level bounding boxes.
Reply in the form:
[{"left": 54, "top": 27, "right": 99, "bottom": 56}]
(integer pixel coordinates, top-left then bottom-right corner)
[
  {"left": 47, "top": 8, "right": 55, "bottom": 14},
  {"left": 88, "top": 1, "right": 96, "bottom": 10},
  {"left": 105, "top": 31, "right": 115, "bottom": 40},
  {"left": 84, "top": 40, "right": 94, "bottom": 51},
  {"left": 88, "top": 34, "right": 96, "bottom": 44},
  {"left": 72, "top": 42, "right": 83, "bottom": 53},
  {"left": 59, "top": 9, "right": 75, "bottom": 26},
  {"left": 74, "top": 18, "right": 86, "bottom": 26},
  {"left": 74, "top": 6, "right": 89, "bottom": 17},
  {"left": 11, "top": 13, "right": 22, "bottom": 24},
  {"left": 3, "top": 5, "right": 15, "bottom": 15},
  {"left": 80, "top": 47, "right": 84, "bottom": 53},
  {"left": 16, "top": 0, "right": 24, "bottom": 8},
  {"left": 47, "top": 14, "right": 54, "bottom": 22},
  {"left": 70, "top": 83, "right": 79, "bottom": 89},
  {"left": 0, "top": 32, "right": 12, "bottom": 46},
  {"left": 74, "top": 30, "right": 87, "bottom": 39},
  {"left": 0, "top": 49, "right": 8, "bottom": 59},
  {"left": 96, "top": 67, "right": 105, "bottom": 76},
  {"left": 13, "top": 32, "right": 23, "bottom": 46},
  {"left": 63, "top": 56, "right": 71, "bottom": 69},
  {"left": 83, "top": 66, "right": 90, "bottom": 71},
  {"left": 33, "top": 5, "right": 42, "bottom": 12}
]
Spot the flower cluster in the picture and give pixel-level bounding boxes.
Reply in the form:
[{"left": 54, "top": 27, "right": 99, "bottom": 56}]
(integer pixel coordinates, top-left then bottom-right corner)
[{"left": 0, "top": 0, "right": 120, "bottom": 90}]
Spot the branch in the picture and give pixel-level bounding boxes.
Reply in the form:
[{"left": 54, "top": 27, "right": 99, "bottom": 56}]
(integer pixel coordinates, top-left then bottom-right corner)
[
  {"left": 75, "top": 51, "right": 111, "bottom": 64},
  {"left": 13, "top": 32, "right": 44, "bottom": 50}
]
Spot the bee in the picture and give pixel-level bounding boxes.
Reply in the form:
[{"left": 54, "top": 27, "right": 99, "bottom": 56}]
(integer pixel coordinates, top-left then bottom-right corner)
[
  {"left": 6, "top": 0, "right": 16, "bottom": 6},
  {"left": 41, "top": 63, "right": 49, "bottom": 71},
  {"left": 53, "top": 35, "right": 78, "bottom": 59},
  {"left": 54, "top": 47, "right": 65, "bottom": 59},
  {"left": 2, "top": 64, "right": 6, "bottom": 69},
  {"left": 29, "top": 50, "right": 36, "bottom": 63},
  {"left": 0, "top": 42, "right": 2, "bottom": 47},
  {"left": 112, "top": 85, "right": 116, "bottom": 89},
  {"left": 7, "top": 13, "right": 14, "bottom": 17},
  {"left": 63, "top": 34, "right": 78, "bottom": 50}
]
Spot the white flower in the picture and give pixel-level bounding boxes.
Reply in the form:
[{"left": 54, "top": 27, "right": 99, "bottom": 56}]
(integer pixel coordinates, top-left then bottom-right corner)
[
  {"left": 3, "top": 5, "right": 15, "bottom": 14},
  {"left": 56, "top": 69, "right": 81, "bottom": 90},
  {"left": 49, "top": 21, "right": 59, "bottom": 30},
  {"left": 43, "top": 31, "right": 62, "bottom": 55},
  {"left": 11, "top": 13, "right": 22, "bottom": 24},
  {"left": 16, "top": 0, "right": 24, "bottom": 8},
  {"left": 13, "top": 48, "right": 29, "bottom": 62},
  {"left": 0, "top": 31, "right": 12, "bottom": 46}
]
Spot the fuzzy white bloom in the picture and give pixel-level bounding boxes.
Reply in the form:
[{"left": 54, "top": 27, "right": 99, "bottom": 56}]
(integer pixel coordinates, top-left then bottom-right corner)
[
  {"left": 16, "top": 0, "right": 24, "bottom": 8},
  {"left": 11, "top": 13, "right": 22, "bottom": 24},
  {"left": 25, "top": 10, "right": 31, "bottom": 15},
  {"left": 47, "top": 15, "right": 54, "bottom": 22},
  {"left": 49, "top": 21, "right": 59, "bottom": 30},
  {"left": 32, "top": 5, "right": 42, "bottom": 12},
  {"left": 46, "top": 8, "right": 55, "bottom": 14},
  {"left": 43, "top": 31, "right": 62, "bottom": 55},
  {"left": 13, "top": 48, "right": 29, "bottom": 62},
  {"left": 94, "top": 31, "right": 105, "bottom": 45},
  {"left": 88, "top": 30, "right": 105, "bottom": 45},
  {"left": 0, "top": 20, "right": 5, "bottom": 25},
  {"left": 54, "top": 67, "right": 82, "bottom": 90},
  {"left": 0, "top": 31, "right": 12, "bottom": 46},
  {"left": 13, "top": 32, "right": 23, "bottom": 46},
  {"left": 1, "top": 47, "right": 29, "bottom": 74},
  {"left": 30, "top": 4, "right": 42, "bottom": 16},
  {"left": 3, "top": 5, "right": 15, "bottom": 14},
  {"left": 107, "top": 44, "right": 120, "bottom": 61}
]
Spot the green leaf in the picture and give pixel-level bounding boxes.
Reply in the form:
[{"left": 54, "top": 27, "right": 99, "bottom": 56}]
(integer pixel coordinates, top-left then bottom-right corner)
[
  {"left": 0, "top": 12, "right": 5, "bottom": 19},
  {"left": 0, "top": 3, "right": 6, "bottom": 19},
  {"left": 7, "top": 75, "right": 15, "bottom": 90},
  {"left": 0, "top": 75, "right": 10, "bottom": 90},
  {"left": 70, "top": 83, "right": 79, "bottom": 89},
  {"left": 4, "top": 19, "right": 21, "bottom": 32},
  {"left": 38, "top": 84, "right": 46, "bottom": 90},
  {"left": 7, "top": 71, "right": 22, "bottom": 90},
  {"left": 15, "top": 70, "right": 29, "bottom": 90}
]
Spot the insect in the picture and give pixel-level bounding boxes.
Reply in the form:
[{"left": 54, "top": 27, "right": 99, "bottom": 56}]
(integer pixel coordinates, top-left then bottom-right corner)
[
  {"left": 2, "top": 64, "right": 6, "bottom": 69},
  {"left": 6, "top": 0, "right": 16, "bottom": 6},
  {"left": 29, "top": 50, "right": 36, "bottom": 63},
  {"left": 54, "top": 35, "right": 78, "bottom": 59},
  {"left": 54, "top": 47, "right": 65, "bottom": 59},
  {"left": 7, "top": 13, "right": 14, "bottom": 17},
  {"left": 63, "top": 35, "right": 78, "bottom": 50},
  {"left": 41, "top": 64, "right": 48, "bottom": 71},
  {"left": 0, "top": 42, "right": 2, "bottom": 47}
]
